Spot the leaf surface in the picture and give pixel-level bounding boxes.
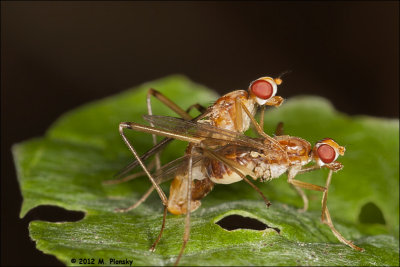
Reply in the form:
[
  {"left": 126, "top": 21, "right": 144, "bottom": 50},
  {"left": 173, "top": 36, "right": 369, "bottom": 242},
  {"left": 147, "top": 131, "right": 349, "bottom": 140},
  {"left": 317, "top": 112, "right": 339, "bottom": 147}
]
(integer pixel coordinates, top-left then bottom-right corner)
[{"left": 13, "top": 75, "right": 399, "bottom": 266}]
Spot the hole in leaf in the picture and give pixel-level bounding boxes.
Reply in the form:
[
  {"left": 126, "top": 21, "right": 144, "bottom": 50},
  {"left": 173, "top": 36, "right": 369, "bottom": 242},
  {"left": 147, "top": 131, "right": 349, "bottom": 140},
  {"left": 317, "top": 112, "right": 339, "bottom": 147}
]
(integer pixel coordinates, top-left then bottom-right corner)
[
  {"left": 215, "top": 214, "right": 280, "bottom": 233},
  {"left": 24, "top": 205, "right": 84, "bottom": 223},
  {"left": 358, "top": 202, "right": 386, "bottom": 224}
]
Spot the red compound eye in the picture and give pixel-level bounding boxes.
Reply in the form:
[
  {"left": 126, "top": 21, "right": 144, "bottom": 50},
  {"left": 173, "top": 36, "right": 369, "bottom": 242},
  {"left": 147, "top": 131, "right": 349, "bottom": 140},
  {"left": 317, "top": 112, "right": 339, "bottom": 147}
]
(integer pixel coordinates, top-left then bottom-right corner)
[
  {"left": 250, "top": 80, "right": 274, "bottom": 99},
  {"left": 317, "top": 144, "right": 336, "bottom": 163}
]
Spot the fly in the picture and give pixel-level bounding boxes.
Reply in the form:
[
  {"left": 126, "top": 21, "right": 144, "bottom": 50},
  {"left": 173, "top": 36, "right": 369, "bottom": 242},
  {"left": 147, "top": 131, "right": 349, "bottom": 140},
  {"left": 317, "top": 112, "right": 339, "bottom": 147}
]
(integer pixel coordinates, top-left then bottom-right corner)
[
  {"left": 106, "top": 74, "right": 288, "bottom": 183},
  {"left": 115, "top": 114, "right": 364, "bottom": 265}
]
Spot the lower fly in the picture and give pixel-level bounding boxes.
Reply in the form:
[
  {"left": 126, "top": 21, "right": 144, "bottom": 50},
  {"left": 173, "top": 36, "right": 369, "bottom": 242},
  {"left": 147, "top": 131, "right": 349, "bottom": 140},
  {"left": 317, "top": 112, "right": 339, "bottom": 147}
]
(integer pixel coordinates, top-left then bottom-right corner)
[{"left": 113, "top": 112, "right": 363, "bottom": 265}]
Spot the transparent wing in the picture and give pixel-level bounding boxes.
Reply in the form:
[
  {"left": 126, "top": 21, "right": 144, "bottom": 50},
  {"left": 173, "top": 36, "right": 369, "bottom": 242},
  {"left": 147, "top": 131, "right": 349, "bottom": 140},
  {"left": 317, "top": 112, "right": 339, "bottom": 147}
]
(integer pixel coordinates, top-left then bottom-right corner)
[
  {"left": 152, "top": 154, "right": 204, "bottom": 184},
  {"left": 113, "top": 137, "right": 172, "bottom": 179},
  {"left": 152, "top": 144, "right": 261, "bottom": 185},
  {"left": 143, "top": 115, "right": 269, "bottom": 150},
  {"left": 113, "top": 115, "right": 279, "bottom": 180},
  {"left": 113, "top": 112, "right": 213, "bottom": 179}
]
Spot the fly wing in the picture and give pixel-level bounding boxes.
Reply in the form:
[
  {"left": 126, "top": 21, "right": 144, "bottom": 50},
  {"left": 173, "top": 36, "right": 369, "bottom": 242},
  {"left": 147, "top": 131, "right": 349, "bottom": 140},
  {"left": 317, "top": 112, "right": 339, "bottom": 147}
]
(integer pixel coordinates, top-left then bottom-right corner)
[
  {"left": 113, "top": 111, "right": 213, "bottom": 179},
  {"left": 143, "top": 115, "right": 268, "bottom": 150},
  {"left": 113, "top": 115, "right": 280, "bottom": 180},
  {"left": 152, "top": 154, "right": 204, "bottom": 184}
]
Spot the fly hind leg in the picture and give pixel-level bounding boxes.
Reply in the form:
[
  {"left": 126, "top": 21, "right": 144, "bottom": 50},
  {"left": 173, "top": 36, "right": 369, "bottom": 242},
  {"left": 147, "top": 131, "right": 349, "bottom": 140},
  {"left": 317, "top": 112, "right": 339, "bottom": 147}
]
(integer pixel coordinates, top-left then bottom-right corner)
[
  {"left": 117, "top": 122, "right": 169, "bottom": 214},
  {"left": 174, "top": 146, "right": 195, "bottom": 266},
  {"left": 117, "top": 88, "right": 201, "bottom": 211},
  {"left": 115, "top": 185, "right": 155, "bottom": 212},
  {"left": 105, "top": 91, "right": 207, "bottom": 207}
]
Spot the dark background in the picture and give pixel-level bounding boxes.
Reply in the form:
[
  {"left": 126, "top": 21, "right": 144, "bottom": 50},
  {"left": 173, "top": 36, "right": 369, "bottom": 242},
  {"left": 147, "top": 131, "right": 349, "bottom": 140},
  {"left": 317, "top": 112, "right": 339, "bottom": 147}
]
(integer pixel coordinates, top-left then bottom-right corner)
[{"left": 1, "top": 1, "right": 398, "bottom": 266}]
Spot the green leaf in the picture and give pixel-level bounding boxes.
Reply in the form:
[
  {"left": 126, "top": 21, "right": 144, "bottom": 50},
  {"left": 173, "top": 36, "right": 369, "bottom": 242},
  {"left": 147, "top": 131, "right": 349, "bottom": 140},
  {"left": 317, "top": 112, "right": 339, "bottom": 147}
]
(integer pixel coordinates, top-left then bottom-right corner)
[{"left": 13, "top": 75, "right": 399, "bottom": 266}]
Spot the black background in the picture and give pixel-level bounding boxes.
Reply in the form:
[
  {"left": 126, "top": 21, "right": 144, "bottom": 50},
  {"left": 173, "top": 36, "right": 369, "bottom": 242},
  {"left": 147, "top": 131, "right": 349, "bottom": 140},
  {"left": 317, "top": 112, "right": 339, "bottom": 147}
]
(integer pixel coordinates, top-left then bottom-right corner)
[{"left": 1, "top": 1, "right": 398, "bottom": 266}]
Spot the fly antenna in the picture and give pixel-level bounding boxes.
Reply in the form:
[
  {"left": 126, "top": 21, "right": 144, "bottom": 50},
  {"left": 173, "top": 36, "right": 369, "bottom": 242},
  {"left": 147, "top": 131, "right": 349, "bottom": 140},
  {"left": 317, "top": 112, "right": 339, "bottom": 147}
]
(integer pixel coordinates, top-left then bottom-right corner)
[
  {"left": 274, "top": 70, "right": 292, "bottom": 85},
  {"left": 277, "top": 70, "right": 292, "bottom": 80}
]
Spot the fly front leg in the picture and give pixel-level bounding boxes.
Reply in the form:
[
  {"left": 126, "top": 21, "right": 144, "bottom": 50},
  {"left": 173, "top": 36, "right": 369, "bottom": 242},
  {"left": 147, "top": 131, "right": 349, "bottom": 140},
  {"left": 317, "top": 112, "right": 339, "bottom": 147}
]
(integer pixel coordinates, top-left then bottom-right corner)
[
  {"left": 259, "top": 106, "right": 265, "bottom": 130},
  {"left": 320, "top": 170, "right": 363, "bottom": 251},
  {"left": 238, "top": 99, "right": 288, "bottom": 161},
  {"left": 234, "top": 96, "right": 244, "bottom": 132},
  {"left": 287, "top": 166, "right": 325, "bottom": 212},
  {"left": 322, "top": 206, "right": 364, "bottom": 251},
  {"left": 287, "top": 167, "right": 364, "bottom": 252}
]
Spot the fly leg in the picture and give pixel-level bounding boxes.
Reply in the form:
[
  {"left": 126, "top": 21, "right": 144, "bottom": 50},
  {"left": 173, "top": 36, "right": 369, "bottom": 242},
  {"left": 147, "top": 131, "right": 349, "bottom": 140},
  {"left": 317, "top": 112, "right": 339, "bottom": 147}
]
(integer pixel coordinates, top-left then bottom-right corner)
[
  {"left": 126, "top": 89, "right": 200, "bottom": 210},
  {"left": 147, "top": 89, "right": 197, "bottom": 169},
  {"left": 203, "top": 147, "right": 271, "bottom": 207},
  {"left": 185, "top": 103, "right": 207, "bottom": 115},
  {"left": 147, "top": 88, "right": 193, "bottom": 120},
  {"left": 149, "top": 205, "right": 168, "bottom": 252},
  {"left": 103, "top": 160, "right": 156, "bottom": 185},
  {"left": 118, "top": 89, "right": 196, "bottom": 182},
  {"left": 291, "top": 185, "right": 309, "bottom": 213},
  {"left": 259, "top": 106, "right": 265, "bottom": 130},
  {"left": 122, "top": 95, "right": 206, "bottom": 210},
  {"left": 276, "top": 122, "right": 308, "bottom": 212},
  {"left": 290, "top": 165, "right": 322, "bottom": 212},
  {"left": 234, "top": 96, "right": 244, "bottom": 132},
  {"left": 110, "top": 90, "right": 209, "bottom": 181},
  {"left": 287, "top": 167, "right": 364, "bottom": 251},
  {"left": 104, "top": 90, "right": 207, "bottom": 184},
  {"left": 323, "top": 206, "right": 364, "bottom": 251},
  {"left": 274, "top": 122, "right": 310, "bottom": 212},
  {"left": 321, "top": 170, "right": 364, "bottom": 251},
  {"left": 118, "top": 122, "right": 173, "bottom": 253},
  {"left": 174, "top": 146, "right": 195, "bottom": 266},
  {"left": 115, "top": 186, "right": 155, "bottom": 212},
  {"left": 114, "top": 121, "right": 203, "bottom": 213},
  {"left": 116, "top": 122, "right": 169, "bottom": 212},
  {"left": 238, "top": 99, "right": 289, "bottom": 162},
  {"left": 112, "top": 103, "right": 208, "bottom": 210},
  {"left": 242, "top": 176, "right": 271, "bottom": 207},
  {"left": 259, "top": 97, "right": 284, "bottom": 130},
  {"left": 274, "top": 121, "right": 284, "bottom": 136}
]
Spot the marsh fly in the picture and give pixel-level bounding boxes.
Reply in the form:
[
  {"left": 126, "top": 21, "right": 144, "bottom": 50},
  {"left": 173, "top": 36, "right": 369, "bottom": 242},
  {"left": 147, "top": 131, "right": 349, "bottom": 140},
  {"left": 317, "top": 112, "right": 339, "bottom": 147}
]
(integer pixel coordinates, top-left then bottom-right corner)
[
  {"left": 107, "top": 75, "right": 287, "bottom": 183},
  {"left": 116, "top": 114, "right": 364, "bottom": 265}
]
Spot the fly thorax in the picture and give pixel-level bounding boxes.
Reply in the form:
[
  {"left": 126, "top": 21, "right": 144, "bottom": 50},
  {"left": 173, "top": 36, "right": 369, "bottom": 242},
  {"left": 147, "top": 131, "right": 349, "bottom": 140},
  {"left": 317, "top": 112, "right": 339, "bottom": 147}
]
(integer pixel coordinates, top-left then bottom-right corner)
[{"left": 208, "top": 90, "right": 257, "bottom": 132}]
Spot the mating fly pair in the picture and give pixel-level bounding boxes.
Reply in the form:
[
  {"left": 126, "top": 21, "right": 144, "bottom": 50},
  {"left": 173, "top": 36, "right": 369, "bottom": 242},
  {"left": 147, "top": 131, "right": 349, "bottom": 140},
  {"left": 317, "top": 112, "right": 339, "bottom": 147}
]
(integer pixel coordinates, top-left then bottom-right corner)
[{"left": 107, "top": 76, "right": 364, "bottom": 265}]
